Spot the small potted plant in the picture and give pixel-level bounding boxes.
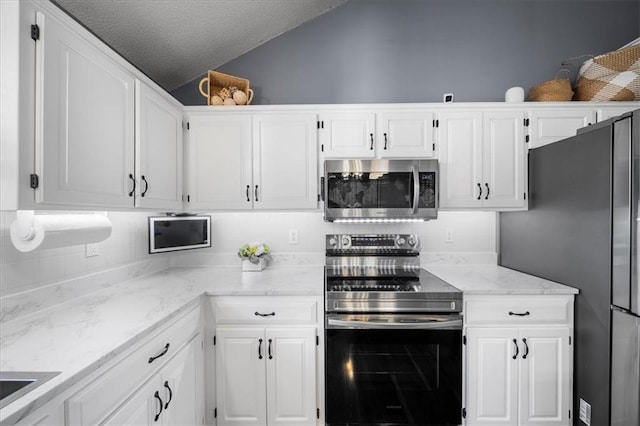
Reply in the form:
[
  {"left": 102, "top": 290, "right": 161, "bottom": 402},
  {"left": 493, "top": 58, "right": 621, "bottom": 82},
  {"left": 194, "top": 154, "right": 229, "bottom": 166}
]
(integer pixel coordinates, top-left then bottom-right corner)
[{"left": 237, "top": 242, "right": 272, "bottom": 271}]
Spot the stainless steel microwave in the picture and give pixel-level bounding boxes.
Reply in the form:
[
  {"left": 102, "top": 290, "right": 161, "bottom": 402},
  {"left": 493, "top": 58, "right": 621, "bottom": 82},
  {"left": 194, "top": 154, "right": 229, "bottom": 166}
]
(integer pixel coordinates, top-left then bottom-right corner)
[
  {"left": 323, "top": 159, "right": 438, "bottom": 222},
  {"left": 148, "top": 215, "right": 211, "bottom": 254}
]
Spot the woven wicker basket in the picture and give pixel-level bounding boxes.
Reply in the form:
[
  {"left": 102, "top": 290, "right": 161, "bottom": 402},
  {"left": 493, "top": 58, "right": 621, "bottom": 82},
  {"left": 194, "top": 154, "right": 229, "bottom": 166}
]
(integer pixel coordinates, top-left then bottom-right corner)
[
  {"left": 528, "top": 69, "right": 574, "bottom": 101},
  {"left": 198, "top": 70, "right": 254, "bottom": 105},
  {"left": 572, "top": 45, "right": 640, "bottom": 101}
]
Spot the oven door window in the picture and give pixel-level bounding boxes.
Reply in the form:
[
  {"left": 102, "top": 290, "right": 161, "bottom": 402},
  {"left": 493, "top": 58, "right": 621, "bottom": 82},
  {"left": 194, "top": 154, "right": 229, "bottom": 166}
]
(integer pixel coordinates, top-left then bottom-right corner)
[{"left": 325, "top": 328, "right": 461, "bottom": 426}]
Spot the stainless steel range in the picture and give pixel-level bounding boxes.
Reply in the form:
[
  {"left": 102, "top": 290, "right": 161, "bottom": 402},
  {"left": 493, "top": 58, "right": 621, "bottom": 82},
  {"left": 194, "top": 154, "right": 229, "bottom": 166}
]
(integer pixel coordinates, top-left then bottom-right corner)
[{"left": 324, "top": 234, "right": 463, "bottom": 426}]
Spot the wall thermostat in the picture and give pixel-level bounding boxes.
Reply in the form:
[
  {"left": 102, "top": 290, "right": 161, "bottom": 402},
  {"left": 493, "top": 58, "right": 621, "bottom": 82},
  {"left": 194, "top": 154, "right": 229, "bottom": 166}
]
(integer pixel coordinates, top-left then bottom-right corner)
[{"left": 443, "top": 93, "right": 454, "bottom": 103}]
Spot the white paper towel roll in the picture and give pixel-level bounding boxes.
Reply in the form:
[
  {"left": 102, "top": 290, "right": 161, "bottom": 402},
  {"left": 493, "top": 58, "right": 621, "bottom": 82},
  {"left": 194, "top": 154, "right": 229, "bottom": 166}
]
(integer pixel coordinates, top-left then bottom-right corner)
[{"left": 10, "top": 211, "right": 112, "bottom": 252}]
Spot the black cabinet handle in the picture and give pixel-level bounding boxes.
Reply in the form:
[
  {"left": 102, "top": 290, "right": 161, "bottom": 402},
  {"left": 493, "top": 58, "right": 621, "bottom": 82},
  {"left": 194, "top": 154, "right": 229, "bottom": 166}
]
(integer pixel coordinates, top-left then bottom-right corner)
[
  {"left": 255, "top": 185, "right": 259, "bottom": 202},
  {"left": 246, "top": 185, "right": 250, "bottom": 202},
  {"left": 522, "top": 338, "right": 529, "bottom": 359},
  {"left": 258, "top": 338, "right": 263, "bottom": 360},
  {"left": 369, "top": 133, "right": 374, "bottom": 150},
  {"left": 148, "top": 343, "right": 170, "bottom": 364},
  {"left": 163, "top": 381, "right": 173, "bottom": 409},
  {"left": 485, "top": 183, "right": 490, "bottom": 200},
  {"left": 141, "top": 175, "right": 149, "bottom": 197},
  {"left": 128, "top": 173, "right": 136, "bottom": 197},
  {"left": 477, "top": 183, "right": 482, "bottom": 200},
  {"left": 254, "top": 311, "right": 276, "bottom": 317},
  {"left": 268, "top": 338, "right": 273, "bottom": 359},
  {"left": 509, "top": 311, "right": 530, "bottom": 317},
  {"left": 154, "top": 391, "right": 163, "bottom": 422},
  {"left": 383, "top": 133, "right": 388, "bottom": 150},
  {"left": 512, "top": 338, "right": 519, "bottom": 360}
]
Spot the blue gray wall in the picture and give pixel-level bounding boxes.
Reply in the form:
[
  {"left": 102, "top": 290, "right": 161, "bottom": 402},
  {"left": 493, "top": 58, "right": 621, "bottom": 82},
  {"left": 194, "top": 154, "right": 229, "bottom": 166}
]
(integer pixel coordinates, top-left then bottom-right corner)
[{"left": 172, "top": 0, "right": 640, "bottom": 105}]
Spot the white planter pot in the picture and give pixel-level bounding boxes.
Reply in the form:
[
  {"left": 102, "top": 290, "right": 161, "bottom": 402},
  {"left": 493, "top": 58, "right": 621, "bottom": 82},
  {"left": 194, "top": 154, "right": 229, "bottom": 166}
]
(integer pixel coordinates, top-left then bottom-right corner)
[{"left": 242, "top": 258, "right": 266, "bottom": 272}]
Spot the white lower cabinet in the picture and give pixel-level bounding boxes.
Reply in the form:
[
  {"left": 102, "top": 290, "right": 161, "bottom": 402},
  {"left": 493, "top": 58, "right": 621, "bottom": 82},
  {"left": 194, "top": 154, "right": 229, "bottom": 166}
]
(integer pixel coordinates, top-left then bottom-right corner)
[
  {"left": 211, "top": 296, "right": 321, "bottom": 426},
  {"left": 215, "top": 327, "right": 316, "bottom": 425},
  {"left": 464, "top": 296, "right": 574, "bottom": 426},
  {"left": 104, "top": 334, "right": 203, "bottom": 426},
  {"left": 65, "top": 306, "right": 203, "bottom": 426}
]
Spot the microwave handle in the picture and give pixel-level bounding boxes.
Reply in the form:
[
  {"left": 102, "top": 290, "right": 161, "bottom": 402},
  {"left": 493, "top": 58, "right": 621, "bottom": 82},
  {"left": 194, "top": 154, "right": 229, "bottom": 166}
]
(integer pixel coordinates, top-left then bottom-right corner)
[{"left": 411, "top": 166, "right": 420, "bottom": 214}]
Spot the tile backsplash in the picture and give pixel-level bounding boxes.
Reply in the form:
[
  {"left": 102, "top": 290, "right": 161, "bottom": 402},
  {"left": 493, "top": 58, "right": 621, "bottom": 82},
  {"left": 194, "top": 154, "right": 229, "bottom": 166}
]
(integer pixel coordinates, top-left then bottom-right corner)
[{"left": 1, "top": 209, "right": 496, "bottom": 314}]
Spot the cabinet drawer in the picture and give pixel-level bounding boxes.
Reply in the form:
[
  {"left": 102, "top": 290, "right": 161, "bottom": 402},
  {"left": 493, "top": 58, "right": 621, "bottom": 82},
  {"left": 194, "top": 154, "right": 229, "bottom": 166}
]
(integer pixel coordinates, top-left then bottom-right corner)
[
  {"left": 212, "top": 297, "right": 318, "bottom": 325},
  {"left": 464, "top": 296, "right": 572, "bottom": 326},
  {"left": 66, "top": 305, "right": 200, "bottom": 425}
]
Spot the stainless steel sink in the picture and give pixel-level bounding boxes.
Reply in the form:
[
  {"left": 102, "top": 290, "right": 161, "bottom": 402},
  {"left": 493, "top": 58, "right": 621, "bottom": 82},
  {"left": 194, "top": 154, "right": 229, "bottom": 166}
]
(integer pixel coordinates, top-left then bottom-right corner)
[{"left": 0, "top": 372, "right": 60, "bottom": 409}]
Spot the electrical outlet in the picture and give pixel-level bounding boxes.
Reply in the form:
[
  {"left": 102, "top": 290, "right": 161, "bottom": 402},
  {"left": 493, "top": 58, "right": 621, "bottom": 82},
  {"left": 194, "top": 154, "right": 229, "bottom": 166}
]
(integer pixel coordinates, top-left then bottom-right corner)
[
  {"left": 445, "top": 228, "right": 454, "bottom": 243},
  {"left": 579, "top": 399, "right": 591, "bottom": 425},
  {"left": 85, "top": 243, "right": 100, "bottom": 257},
  {"left": 289, "top": 229, "right": 299, "bottom": 245}
]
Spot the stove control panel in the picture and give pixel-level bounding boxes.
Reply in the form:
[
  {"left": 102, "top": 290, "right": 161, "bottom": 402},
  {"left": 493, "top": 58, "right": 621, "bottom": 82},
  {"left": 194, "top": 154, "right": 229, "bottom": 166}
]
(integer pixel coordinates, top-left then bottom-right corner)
[{"left": 326, "top": 234, "right": 421, "bottom": 254}]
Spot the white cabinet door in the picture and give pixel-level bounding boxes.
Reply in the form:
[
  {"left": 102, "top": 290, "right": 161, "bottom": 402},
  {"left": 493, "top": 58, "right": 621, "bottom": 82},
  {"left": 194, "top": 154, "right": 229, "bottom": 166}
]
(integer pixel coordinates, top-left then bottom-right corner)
[
  {"left": 482, "top": 111, "right": 527, "bottom": 209},
  {"left": 216, "top": 328, "right": 267, "bottom": 425},
  {"left": 438, "top": 112, "right": 483, "bottom": 208},
  {"left": 266, "top": 328, "right": 317, "bottom": 426},
  {"left": 186, "top": 114, "right": 253, "bottom": 210},
  {"left": 252, "top": 113, "right": 318, "bottom": 210},
  {"left": 160, "top": 335, "right": 203, "bottom": 426},
  {"left": 529, "top": 109, "right": 595, "bottom": 149},
  {"left": 36, "top": 10, "right": 135, "bottom": 207},
  {"left": 377, "top": 111, "right": 435, "bottom": 158},
  {"left": 320, "top": 112, "right": 376, "bottom": 158},
  {"left": 136, "top": 80, "right": 183, "bottom": 210},
  {"left": 103, "top": 377, "right": 157, "bottom": 426},
  {"left": 466, "top": 327, "right": 519, "bottom": 426},
  {"left": 518, "top": 328, "right": 571, "bottom": 426},
  {"left": 597, "top": 106, "right": 638, "bottom": 122}
]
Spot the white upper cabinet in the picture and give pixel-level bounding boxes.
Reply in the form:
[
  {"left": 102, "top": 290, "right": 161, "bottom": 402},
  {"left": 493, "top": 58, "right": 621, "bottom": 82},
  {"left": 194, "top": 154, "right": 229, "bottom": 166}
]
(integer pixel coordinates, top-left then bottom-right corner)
[
  {"left": 319, "top": 112, "right": 376, "bottom": 158},
  {"left": 135, "top": 81, "right": 183, "bottom": 210},
  {"left": 35, "top": 10, "right": 135, "bottom": 208},
  {"left": 252, "top": 113, "right": 318, "bottom": 210},
  {"left": 597, "top": 105, "right": 638, "bottom": 122},
  {"left": 319, "top": 110, "right": 435, "bottom": 158},
  {"left": 439, "top": 110, "right": 527, "bottom": 210},
  {"left": 528, "top": 108, "right": 595, "bottom": 149},
  {"left": 30, "top": 3, "right": 184, "bottom": 210},
  {"left": 482, "top": 111, "right": 527, "bottom": 209},
  {"left": 185, "top": 112, "right": 318, "bottom": 211},
  {"left": 438, "top": 112, "right": 483, "bottom": 208},
  {"left": 377, "top": 111, "right": 435, "bottom": 157},
  {"left": 186, "top": 113, "right": 253, "bottom": 210}
]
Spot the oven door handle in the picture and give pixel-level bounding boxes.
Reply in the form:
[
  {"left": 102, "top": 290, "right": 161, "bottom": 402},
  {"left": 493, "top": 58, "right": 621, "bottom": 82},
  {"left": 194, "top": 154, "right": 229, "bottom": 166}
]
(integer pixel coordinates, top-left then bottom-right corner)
[
  {"left": 411, "top": 166, "right": 420, "bottom": 215},
  {"left": 327, "top": 317, "right": 462, "bottom": 330}
]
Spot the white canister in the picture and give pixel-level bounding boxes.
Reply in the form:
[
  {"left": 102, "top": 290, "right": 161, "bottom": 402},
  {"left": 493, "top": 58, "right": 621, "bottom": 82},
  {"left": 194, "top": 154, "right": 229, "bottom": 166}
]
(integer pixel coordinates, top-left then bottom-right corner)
[{"left": 505, "top": 87, "right": 525, "bottom": 103}]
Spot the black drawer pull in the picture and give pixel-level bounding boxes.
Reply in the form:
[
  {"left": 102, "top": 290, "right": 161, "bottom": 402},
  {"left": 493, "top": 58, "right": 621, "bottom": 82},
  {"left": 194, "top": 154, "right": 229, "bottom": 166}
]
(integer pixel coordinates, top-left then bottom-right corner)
[
  {"left": 254, "top": 311, "right": 276, "bottom": 317},
  {"left": 154, "top": 391, "right": 163, "bottom": 422},
  {"left": 509, "top": 311, "right": 531, "bottom": 317},
  {"left": 163, "top": 380, "right": 173, "bottom": 409},
  {"left": 148, "top": 343, "right": 170, "bottom": 364}
]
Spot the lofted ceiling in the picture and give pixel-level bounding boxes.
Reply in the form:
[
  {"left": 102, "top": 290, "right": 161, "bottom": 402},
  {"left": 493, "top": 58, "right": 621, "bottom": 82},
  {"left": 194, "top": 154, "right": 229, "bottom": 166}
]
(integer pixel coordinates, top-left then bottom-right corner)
[{"left": 53, "top": 0, "right": 347, "bottom": 91}]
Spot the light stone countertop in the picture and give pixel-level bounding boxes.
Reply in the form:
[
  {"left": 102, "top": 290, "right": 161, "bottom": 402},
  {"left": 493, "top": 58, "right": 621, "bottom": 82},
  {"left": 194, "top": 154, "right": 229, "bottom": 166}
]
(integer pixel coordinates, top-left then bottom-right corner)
[{"left": 0, "top": 263, "right": 576, "bottom": 424}]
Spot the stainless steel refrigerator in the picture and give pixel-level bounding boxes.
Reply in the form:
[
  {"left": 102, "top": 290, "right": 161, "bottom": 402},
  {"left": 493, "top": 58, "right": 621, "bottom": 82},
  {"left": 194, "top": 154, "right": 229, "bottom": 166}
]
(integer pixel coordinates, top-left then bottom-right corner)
[{"left": 499, "top": 109, "right": 640, "bottom": 426}]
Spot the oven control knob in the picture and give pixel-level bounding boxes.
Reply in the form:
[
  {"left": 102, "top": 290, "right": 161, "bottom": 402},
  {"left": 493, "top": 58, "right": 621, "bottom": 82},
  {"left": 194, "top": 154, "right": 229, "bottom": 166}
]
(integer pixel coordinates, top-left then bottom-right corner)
[
  {"left": 407, "top": 237, "right": 416, "bottom": 246},
  {"left": 396, "top": 237, "right": 406, "bottom": 246},
  {"left": 341, "top": 237, "right": 350, "bottom": 247},
  {"left": 329, "top": 237, "right": 337, "bottom": 246}
]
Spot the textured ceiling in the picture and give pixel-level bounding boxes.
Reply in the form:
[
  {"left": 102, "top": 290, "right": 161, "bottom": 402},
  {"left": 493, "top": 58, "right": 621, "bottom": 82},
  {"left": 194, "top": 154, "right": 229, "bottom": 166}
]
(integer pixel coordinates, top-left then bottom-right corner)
[{"left": 53, "top": 0, "right": 347, "bottom": 91}]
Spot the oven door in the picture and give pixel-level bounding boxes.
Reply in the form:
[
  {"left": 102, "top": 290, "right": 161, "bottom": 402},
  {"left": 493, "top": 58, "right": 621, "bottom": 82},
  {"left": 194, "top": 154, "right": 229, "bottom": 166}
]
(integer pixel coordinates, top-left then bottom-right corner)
[
  {"left": 324, "top": 159, "right": 438, "bottom": 221},
  {"left": 325, "top": 314, "right": 462, "bottom": 426}
]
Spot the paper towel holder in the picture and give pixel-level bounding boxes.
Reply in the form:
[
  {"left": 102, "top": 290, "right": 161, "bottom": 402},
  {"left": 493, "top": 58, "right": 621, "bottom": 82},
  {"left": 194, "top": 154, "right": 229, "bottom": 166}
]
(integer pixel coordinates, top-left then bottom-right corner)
[
  {"left": 12, "top": 210, "right": 37, "bottom": 242},
  {"left": 10, "top": 210, "right": 112, "bottom": 252}
]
